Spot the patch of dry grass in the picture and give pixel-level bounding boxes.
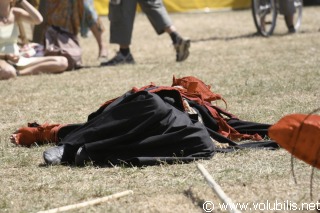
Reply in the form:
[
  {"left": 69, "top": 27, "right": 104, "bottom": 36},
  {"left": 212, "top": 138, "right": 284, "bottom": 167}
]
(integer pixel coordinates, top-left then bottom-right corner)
[{"left": 0, "top": 7, "right": 320, "bottom": 213}]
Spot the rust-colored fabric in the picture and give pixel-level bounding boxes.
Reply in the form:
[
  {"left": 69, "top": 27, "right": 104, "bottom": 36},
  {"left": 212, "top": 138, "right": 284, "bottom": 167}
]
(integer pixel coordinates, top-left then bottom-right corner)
[
  {"left": 268, "top": 114, "right": 320, "bottom": 169},
  {"left": 172, "top": 75, "right": 227, "bottom": 107},
  {"left": 13, "top": 122, "right": 66, "bottom": 146}
]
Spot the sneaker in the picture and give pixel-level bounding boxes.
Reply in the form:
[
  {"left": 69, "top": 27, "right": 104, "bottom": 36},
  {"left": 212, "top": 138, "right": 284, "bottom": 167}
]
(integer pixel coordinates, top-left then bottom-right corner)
[
  {"left": 174, "top": 37, "right": 191, "bottom": 62},
  {"left": 43, "top": 144, "right": 77, "bottom": 165},
  {"left": 43, "top": 145, "right": 65, "bottom": 165},
  {"left": 100, "top": 52, "right": 135, "bottom": 66}
]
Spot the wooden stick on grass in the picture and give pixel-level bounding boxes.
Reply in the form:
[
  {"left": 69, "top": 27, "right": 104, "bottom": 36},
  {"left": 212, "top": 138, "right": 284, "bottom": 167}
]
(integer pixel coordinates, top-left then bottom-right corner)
[
  {"left": 197, "top": 163, "right": 241, "bottom": 213},
  {"left": 37, "top": 190, "right": 133, "bottom": 213}
]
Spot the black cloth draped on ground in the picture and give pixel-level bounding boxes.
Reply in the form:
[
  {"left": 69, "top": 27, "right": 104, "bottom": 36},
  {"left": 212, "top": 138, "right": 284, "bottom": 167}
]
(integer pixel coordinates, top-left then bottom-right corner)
[{"left": 55, "top": 87, "right": 278, "bottom": 166}]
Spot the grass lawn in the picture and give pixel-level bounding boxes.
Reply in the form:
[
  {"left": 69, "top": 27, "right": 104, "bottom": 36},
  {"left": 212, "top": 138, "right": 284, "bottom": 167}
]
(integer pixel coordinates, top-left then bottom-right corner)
[{"left": 0, "top": 6, "right": 320, "bottom": 213}]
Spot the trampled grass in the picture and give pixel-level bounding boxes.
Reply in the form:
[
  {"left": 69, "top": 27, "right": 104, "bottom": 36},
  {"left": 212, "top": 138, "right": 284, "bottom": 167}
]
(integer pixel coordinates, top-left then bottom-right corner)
[{"left": 0, "top": 7, "right": 320, "bottom": 213}]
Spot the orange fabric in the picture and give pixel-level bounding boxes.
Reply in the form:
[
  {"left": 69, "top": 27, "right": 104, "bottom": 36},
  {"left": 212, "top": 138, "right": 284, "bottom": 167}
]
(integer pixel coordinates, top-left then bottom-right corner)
[
  {"left": 14, "top": 122, "right": 65, "bottom": 146},
  {"left": 268, "top": 114, "right": 320, "bottom": 169},
  {"left": 172, "top": 75, "right": 227, "bottom": 107}
]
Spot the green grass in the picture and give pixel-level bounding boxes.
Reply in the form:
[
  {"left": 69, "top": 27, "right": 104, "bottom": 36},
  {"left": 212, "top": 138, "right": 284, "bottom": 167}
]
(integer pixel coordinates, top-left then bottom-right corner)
[{"left": 1, "top": 7, "right": 320, "bottom": 213}]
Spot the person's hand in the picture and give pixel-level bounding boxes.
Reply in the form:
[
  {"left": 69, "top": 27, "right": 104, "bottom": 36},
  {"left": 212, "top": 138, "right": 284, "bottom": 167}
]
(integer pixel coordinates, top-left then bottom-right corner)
[{"left": 6, "top": 54, "right": 20, "bottom": 63}]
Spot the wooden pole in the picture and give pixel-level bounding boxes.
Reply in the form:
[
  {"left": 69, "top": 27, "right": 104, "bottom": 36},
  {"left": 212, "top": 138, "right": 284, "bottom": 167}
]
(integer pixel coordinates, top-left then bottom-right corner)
[
  {"left": 37, "top": 190, "right": 133, "bottom": 213},
  {"left": 196, "top": 163, "right": 241, "bottom": 213}
]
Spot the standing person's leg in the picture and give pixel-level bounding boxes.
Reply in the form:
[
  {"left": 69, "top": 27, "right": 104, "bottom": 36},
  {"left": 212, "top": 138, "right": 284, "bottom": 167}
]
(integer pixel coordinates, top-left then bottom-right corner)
[
  {"left": 82, "top": 0, "right": 108, "bottom": 59},
  {"left": 278, "top": 0, "right": 296, "bottom": 33},
  {"left": 100, "top": 0, "right": 137, "bottom": 66},
  {"left": 89, "top": 18, "right": 108, "bottom": 59},
  {"left": 138, "top": 0, "right": 190, "bottom": 62}
]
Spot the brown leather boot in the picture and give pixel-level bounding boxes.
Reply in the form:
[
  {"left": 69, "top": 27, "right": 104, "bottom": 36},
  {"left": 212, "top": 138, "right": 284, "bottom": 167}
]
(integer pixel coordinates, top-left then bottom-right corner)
[{"left": 12, "top": 122, "right": 65, "bottom": 146}]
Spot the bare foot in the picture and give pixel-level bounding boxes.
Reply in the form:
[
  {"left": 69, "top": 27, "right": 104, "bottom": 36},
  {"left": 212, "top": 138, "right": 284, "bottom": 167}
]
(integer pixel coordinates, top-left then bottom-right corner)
[
  {"left": 99, "top": 47, "right": 108, "bottom": 61},
  {"left": 10, "top": 133, "right": 18, "bottom": 145}
]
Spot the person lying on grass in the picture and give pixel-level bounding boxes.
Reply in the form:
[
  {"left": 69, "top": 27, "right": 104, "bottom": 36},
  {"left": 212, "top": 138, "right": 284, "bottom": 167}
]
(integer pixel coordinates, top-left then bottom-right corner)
[{"left": 10, "top": 76, "right": 278, "bottom": 167}]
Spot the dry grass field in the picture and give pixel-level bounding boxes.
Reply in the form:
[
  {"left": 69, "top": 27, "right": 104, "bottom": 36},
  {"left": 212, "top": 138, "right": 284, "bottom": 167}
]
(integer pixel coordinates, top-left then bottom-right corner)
[{"left": 1, "top": 6, "right": 320, "bottom": 213}]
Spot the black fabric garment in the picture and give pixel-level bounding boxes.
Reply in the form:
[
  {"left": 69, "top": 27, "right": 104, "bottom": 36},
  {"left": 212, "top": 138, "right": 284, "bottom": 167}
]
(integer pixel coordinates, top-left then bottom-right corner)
[
  {"left": 226, "top": 118, "right": 271, "bottom": 136},
  {"left": 188, "top": 100, "right": 271, "bottom": 136},
  {"left": 187, "top": 99, "right": 278, "bottom": 148},
  {"left": 57, "top": 124, "right": 81, "bottom": 139},
  {"left": 55, "top": 88, "right": 279, "bottom": 166},
  {"left": 188, "top": 100, "right": 219, "bottom": 131},
  {"left": 58, "top": 91, "right": 215, "bottom": 166}
]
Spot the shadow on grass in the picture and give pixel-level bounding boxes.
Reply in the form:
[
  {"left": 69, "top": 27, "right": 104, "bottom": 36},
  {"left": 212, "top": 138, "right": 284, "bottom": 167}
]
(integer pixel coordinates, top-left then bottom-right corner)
[
  {"left": 191, "top": 32, "right": 259, "bottom": 42},
  {"left": 81, "top": 65, "right": 102, "bottom": 69},
  {"left": 183, "top": 187, "right": 207, "bottom": 210},
  {"left": 192, "top": 29, "right": 319, "bottom": 42}
]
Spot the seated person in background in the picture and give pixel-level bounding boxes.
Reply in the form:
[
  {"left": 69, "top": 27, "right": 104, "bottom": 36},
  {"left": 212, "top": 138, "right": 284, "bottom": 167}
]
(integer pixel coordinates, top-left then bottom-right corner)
[
  {"left": 0, "top": 0, "right": 68, "bottom": 80},
  {"left": 32, "top": 0, "right": 108, "bottom": 60}
]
